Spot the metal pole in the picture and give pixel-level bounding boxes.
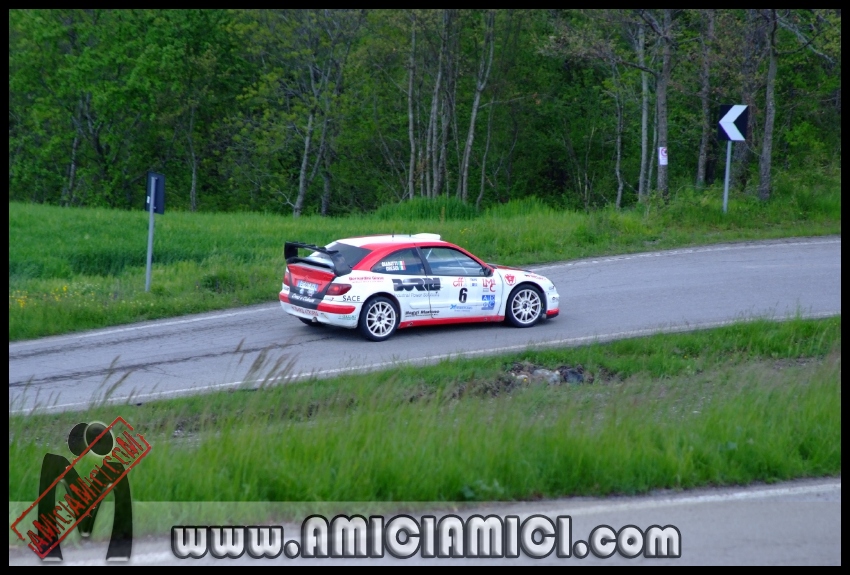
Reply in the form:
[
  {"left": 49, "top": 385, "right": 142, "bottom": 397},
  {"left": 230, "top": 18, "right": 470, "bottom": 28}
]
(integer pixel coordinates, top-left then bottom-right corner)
[
  {"left": 145, "top": 176, "right": 156, "bottom": 292},
  {"left": 722, "top": 140, "right": 732, "bottom": 214}
]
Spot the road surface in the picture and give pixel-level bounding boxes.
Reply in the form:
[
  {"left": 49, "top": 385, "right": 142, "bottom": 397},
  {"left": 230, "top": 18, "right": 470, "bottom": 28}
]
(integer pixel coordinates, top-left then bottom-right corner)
[{"left": 9, "top": 237, "right": 841, "bottom": 414}]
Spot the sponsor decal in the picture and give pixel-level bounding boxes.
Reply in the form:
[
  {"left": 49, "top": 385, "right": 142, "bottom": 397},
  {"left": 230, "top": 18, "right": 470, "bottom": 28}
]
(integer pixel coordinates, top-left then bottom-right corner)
[
  {"left": 339, "top": 314, "right": 358, "bottom": 320},
  {"left": 348, "top": 276, "right": 384, "bottom": 283},
  {"left": 471, "top": 279, "right": 478, "bottom": 287},
  {"left": 341, "top": 295, "right": 361, "bottom": 303},
  {"left": 452, "top": 277, "right": 465, "bottom": 287},
  {"left": 292, "top": 305, "right": 319, "bottom": 316},
  {"left": 392, "top": 278, "right": 441, "bottom": 292},
  {"left": 526, "top": 273, "right": 545, "bottom": 280},
  {"left": 289, "top": 293, "right": 319, "bottom": 304},
  {"left": 404, "top": 310, "right": 439, "bottom": 317},
  {"left": 482, "top": 278, "right": 497, "bottom": 292},
  {"left": 505, "top": 274, "right": 516, "bottom": 286},
  {"left": 449, "top": 304, "right": 474, "bottom": 312},
  {"left": 381, "top": 260, "right": 406, "bottom": 272},
  {"left": 482, "top": 295, "right": 495, "bottom": 310}
]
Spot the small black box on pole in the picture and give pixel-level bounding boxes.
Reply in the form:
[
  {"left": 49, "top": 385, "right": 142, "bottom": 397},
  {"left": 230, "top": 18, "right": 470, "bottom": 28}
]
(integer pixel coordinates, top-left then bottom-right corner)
[{"left": 145, "top": 172, "right": 165, "bottom": 214}]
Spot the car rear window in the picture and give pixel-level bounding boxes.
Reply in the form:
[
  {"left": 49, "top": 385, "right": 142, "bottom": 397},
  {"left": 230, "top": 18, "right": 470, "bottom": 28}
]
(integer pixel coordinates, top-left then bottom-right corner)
[{"left": 319, "top": 242, "right": 372, "bottom": 268}]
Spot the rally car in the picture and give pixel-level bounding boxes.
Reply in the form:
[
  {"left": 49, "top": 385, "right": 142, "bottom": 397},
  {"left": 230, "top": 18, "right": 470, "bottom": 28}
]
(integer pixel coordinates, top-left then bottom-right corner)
[{"left": 279, "top": 233, "right": 559, "bottom": 341}]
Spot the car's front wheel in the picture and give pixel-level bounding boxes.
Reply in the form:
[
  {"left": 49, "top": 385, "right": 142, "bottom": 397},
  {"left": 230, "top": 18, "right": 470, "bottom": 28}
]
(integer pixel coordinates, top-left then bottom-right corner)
[
  {"left": 358, "top": 296, "right": 400, "bottom": 341},
  {"left": 506, "top": 285, "right": 544, "bottom": 328}
]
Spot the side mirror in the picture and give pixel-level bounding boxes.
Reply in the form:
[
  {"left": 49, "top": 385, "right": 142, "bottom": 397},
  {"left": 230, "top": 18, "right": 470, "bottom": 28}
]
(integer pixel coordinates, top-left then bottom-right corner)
[{"left": 483, "top": 266, "right": 494, "bottom": 277}]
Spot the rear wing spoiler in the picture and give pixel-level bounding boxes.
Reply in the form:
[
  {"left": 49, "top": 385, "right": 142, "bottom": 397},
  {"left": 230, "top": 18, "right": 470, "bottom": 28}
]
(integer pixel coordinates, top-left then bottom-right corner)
[{"left": 284, "top": 241, "right": 352, "bottom": 276}]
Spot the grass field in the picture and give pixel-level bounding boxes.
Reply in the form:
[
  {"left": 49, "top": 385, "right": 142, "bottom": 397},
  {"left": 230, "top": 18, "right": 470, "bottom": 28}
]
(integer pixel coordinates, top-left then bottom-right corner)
[
  {"left": 9, "top": 317, "right": 840, "bottom": 505},
  {"left": 8, "top": 169, "right": 841, "bottom": 341}
]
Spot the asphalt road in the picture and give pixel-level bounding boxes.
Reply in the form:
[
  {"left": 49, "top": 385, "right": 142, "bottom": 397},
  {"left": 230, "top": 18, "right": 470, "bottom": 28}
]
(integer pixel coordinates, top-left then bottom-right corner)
[
  {"left": 8, "top": 477, "right": 841, "bottom": 565},
  {"left": 8, "top": 236, "right": 841, "bottom": 414}
]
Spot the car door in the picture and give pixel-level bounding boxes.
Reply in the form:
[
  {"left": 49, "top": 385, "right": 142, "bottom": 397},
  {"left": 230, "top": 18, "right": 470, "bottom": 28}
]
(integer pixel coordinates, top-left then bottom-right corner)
[
  {"left": 370, "top": 248, "right": 434, "bottom": 321},
  {"left": 420, "top": 246, "right": 500, "bottom": 321}
]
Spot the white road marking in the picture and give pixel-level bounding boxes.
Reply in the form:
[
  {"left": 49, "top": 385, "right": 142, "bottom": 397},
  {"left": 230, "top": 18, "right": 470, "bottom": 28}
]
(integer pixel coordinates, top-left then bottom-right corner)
[
  {"left": 539, "top": 480, "right": 842, "bottom": 518},
  {"left": 8, "top": 306, "right": 276, "bottom": 349},
  {"left": 529, "top": 238, "right": 841, "bottom": 272},
  {"left": 12, "top": 310, "right": 839, "bottom": 416}
]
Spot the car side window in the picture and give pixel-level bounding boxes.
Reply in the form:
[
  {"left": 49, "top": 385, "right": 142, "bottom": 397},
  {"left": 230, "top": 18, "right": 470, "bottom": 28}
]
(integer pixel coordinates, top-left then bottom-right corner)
[
  {"left": 423, "top": 247, "right": 486, "bottom": 277},
  {"left": 371, "top": 248, "right": 425, "bottom": 275}
]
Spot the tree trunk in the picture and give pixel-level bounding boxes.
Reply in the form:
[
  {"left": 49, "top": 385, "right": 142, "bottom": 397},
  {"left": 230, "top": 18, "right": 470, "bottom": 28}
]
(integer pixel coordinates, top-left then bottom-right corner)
[
  {"left": 476, "top": 98, "right": 494, "bottom": 210},
  {"left": 427, "top": 24, "right": 444, "bottom": 198},
  {"left": 696, "top": 10, "right": 714, "bottom": 189},
  {"left": 458, "top": 11, "right": 495, "bottom": 204},
  {"left": 294, "top": 111, "right": 315, "bottom": 218},
  {"left": 187, "top": 105, "right": 198, "bottom": 212},
  {"left": 62, "top": 129, "right": 80, "bottom": 207},
  {"left": 648, "top": 105, "right": 658, "bottom": 195},
  {"left": 435, "top": 10, "right": 453, "bottom": 198},
  {"left": 407, "top": 14, "right": 416, "bottom": 201},
  {"left": 638, "top": 23, "right": 649, "bottom": 202},
  {"left": 733, "top": 10, "right": 764, "bottom": 189},
  {"left": 758, "top": 10, "right": 777, "bottom": 201},
  {"left": 656, "top": 9, "right": 672, "bottom": 201},
  {"left": 321, "top": 149, "right": 332, "bottom": 216},
  {"left": 614, "top": 92, "right": 624, "bottom": 209}
]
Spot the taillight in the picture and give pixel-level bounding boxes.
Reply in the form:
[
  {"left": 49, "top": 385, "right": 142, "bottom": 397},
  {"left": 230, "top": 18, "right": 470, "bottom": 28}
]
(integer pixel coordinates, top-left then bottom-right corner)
[
  {"left": 283, "top": 270, "right": 292, "bottom": 287},
  {"left": 326, "top": 283, "right": 352, "bottom": 296}
]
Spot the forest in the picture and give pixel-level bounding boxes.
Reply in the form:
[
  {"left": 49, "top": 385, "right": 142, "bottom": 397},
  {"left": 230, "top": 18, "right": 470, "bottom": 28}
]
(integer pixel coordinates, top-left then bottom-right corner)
[{"left": 8, "top": 9, "right": 842, "bottom": 216}]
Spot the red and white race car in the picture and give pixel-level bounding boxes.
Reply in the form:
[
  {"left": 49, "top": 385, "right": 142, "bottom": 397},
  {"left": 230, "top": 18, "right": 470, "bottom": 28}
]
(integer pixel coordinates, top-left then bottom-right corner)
[{"left": 279, "top": 233, "right": 559, "bottom": 341}]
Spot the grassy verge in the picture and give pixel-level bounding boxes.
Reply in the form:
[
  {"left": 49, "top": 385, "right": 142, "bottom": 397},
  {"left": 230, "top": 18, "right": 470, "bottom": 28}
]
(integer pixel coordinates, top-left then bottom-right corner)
[
  {"left": 9, "top": 317, "right": 840, "bottom": 505},
  {"left": 8, "top": 169, "right": 841, "bottom": 341}
]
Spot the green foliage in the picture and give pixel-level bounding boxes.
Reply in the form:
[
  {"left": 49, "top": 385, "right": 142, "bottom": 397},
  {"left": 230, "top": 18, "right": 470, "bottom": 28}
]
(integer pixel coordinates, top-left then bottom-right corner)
[
  {"left": 373, "top": 197, "right": 479, "bottom": 221},
  {"left": 9, "top": 10, "right": 841, "bottom": 214}
]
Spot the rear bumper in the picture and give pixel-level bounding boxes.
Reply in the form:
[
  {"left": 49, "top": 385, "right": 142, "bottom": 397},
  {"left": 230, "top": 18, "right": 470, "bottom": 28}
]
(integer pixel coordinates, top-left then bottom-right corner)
[
  {"left": 279, "top": 292, "right": 359, "bottom": 328},
  {"left": 546, "top": 309, "right": 560, "bottom": 319}
]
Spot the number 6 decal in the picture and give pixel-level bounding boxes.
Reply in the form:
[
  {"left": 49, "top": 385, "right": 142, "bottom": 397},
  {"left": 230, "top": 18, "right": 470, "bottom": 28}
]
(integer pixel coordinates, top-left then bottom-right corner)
[{"left": 459, "top": 288, "right": 468, "bottom": 303}]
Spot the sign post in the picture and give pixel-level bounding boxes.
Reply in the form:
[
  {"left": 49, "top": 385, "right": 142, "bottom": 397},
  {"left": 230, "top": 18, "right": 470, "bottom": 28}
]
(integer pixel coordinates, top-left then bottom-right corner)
[
  {"left": 718, "top": 104, "right": 748, "bottom": 213},
  {"left": 144, "top": 172, "right": 165, "bottom": 292}
]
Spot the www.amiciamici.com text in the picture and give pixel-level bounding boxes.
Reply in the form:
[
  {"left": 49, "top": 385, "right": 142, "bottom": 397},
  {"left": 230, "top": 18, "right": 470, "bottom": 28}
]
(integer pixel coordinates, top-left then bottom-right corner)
[{"left": 172, "top": 514, "right": 681, "bottom": 560}]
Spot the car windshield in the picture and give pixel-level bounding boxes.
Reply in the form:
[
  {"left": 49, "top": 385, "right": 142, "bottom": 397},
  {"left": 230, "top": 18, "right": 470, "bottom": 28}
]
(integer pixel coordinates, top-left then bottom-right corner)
[{"left": 306, "top": 241, "right": 372, "bottom": 269}]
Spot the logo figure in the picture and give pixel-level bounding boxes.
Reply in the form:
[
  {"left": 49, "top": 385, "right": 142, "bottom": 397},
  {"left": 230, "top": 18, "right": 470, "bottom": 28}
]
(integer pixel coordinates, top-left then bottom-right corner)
[
  {"left": 11, "top": 419, "right": 150, "bottom": 562},
  {"left": 505, "top": 274, "right": 516, "bottom": 286}
]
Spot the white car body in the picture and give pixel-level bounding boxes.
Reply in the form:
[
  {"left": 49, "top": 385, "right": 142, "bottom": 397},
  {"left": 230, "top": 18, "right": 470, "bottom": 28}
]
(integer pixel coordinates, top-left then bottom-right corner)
[{"left": 279, "top": 234, "right": 559, "bottom": 340}]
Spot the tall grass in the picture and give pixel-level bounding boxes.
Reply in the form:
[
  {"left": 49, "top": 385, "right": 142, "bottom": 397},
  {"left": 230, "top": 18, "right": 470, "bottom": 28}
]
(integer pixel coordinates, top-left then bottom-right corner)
[
  {"left": 8, "top": 317, "right": 841, "bottom": 503},
  {"left": 8, "top": 169, "right": 840, "bottom": 340}
]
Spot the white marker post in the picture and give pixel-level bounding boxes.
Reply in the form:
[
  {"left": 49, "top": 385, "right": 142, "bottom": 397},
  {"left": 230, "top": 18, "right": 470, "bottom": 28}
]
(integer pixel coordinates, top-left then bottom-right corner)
[
  {"left": 722, "top": 140, "right": 732, "bottom": 214},
  {"left": 145, "top": 175, "right": 156, "bottom": 292},
  {"left": 718, "top": 104, "right": 748, "bottom": 214}
]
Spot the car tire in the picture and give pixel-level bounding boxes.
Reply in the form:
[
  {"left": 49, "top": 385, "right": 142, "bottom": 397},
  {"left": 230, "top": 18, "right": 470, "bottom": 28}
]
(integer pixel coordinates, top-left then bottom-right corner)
[
  {"left": 358, "top": 296, "right": 399, "bottom": 341},
  {"left": 506, "top": 285, "right": 544, "bottom": 328},
  {"left": 298, "top": 317, "right": 322, "bottom": 327}
]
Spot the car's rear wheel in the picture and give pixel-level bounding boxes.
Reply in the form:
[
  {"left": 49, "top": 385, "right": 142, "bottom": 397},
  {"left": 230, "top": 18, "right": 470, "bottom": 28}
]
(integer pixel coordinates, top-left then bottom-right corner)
[
  {"left": 298, "top": 317, "right": 322, "bottom": 327},
  {"left": 358, "top": 296, "right": 399, "bottom": 341},
  {"left": 506, "top": 285, "right": 544, "bottom": 328}
]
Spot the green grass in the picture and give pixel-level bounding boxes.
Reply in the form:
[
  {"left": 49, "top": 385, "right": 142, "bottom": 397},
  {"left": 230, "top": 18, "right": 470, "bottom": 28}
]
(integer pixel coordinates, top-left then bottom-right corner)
[
  {"left": 9, "top": 168, "right": 841, "bottom": 340},
  {"left": 9, "top": 317, "right": 841, "bottom": 505}
]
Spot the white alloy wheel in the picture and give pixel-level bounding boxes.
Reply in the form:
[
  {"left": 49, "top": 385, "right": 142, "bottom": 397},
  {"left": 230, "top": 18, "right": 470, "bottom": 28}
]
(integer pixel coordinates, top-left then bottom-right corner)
[
  {"left": 507, "top": 286, "right": 543, "bottom": 327},
  {"left": 358, "top": 297, "right": 399, "bottom": 341}
]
